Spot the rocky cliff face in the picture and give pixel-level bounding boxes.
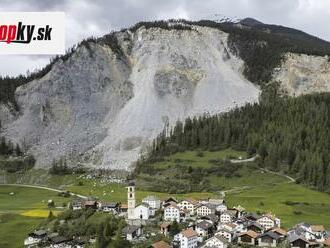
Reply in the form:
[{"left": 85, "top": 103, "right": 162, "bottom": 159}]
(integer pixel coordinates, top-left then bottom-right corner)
[
  {"left": 273, "top": 53, "right": 330, "bottom": 96},
  {"left": 1, "top": 22, "right": 329, "bottom": 170}
]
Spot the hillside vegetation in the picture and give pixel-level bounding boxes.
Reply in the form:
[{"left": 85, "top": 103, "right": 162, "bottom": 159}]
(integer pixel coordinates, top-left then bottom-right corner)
[{"left": 145, "top": 88, "right": 330, "bottom": 193}]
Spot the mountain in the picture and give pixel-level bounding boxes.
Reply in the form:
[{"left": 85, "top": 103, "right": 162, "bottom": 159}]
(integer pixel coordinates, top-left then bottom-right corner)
[{"left": 1, "top": 19, "right": 330, "bottom": 170}]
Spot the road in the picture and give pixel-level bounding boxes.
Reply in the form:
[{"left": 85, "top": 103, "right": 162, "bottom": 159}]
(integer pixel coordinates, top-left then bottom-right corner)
[
  {"left": 230, "top": 155, "right": 258, "bottom": 163},
  {"left": 0, "top": 183, "right": 88, "bottom": 199},
  {"left": 259, "top": 168, "right": 296, "bottom": 183},
  {"left": 220, "top": 155, "right": 296, "bottom": 197}
]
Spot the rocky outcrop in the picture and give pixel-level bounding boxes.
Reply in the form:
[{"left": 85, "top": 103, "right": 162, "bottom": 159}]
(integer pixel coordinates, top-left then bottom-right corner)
[{"left": 273, "top": 53, "right": 330, "bottom": 96}]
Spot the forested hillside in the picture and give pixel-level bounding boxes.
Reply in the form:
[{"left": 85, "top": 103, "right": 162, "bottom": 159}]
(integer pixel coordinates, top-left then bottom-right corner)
[{"left": 146, "top": 86, "right": 330, "bottom": 193}]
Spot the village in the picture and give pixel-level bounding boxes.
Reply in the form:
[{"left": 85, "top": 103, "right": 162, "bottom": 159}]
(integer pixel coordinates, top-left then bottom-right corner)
[{"left": 23, "top": 182, "right": 330, "bottom": 248}]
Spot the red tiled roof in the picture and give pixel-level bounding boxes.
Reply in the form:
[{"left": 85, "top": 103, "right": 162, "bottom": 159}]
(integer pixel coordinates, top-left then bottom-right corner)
[
  {"left": 152, "top": 240, "right": 171, "bottom": 248},
  {"left": 239, "top": 230, "right": 259, "bottom": 239},
  {"left": 181, "top": 228, "right": 198, "bottom": 238},
  {"left": 311, "top": 225, "right": 325, "bottom": 232}
]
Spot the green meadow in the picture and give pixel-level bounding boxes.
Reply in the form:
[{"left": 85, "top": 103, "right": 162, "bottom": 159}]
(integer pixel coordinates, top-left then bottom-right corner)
[{"left": 0, "top": 185, "right": 72, "bottom": 248}]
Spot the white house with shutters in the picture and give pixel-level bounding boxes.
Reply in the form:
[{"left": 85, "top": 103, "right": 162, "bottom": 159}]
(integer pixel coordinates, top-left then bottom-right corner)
[
  {"left": 174, "top": 228, "right": 199, "bottom": 248},
  {"left": 178, "top": 199, "right": 198, "bottom": 215},
  {"left": 201, "top": 235, "right": 228, "bottom": 248},
  {"left": 196, "top": 203, "right": 216, "bottom": 216},
  {"left": 164, "top": 203, "right": 181, "bottom": 222},
  {"left": 257, "top": 214, "right": 280, "bottom": 229},
  {"left": 142, "top": 195, "right": 161, "bottom": 209}
]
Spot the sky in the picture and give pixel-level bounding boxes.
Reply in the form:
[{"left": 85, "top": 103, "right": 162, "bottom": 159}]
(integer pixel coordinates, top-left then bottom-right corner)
[{"left": 1, "top": 0, "right": 330, "bottom": 76}]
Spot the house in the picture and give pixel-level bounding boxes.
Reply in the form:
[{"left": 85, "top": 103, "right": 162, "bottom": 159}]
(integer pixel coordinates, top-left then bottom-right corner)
[
  {"left": 216, "top": 204, "right": 228, "bottom": 213},
  {"left": 245, "top": 213, "right": 260, "bottom": 222},
  {"left": 247, "top": 221, "right": 265, "bottom": 233},
  {"left": 122, "top": 225, "right": 143, "bottom": 241},
  {"left": 232, "top": 205, "right": 245, "bottom": 218},
  {"left": 83, "top": 200, "right": 98, "bottom": 209},
  {"left": 258, "top": 231, "right": 282, "bottom": 247},
  {"left": 24, "top": 230, "right": 47, "bottom": 247},
  {"left": 208, "top": 198, "right": 225, "bottom": 205},
  {"left": 237, "top": 230, "right": 259, "bottom": 246},
  {"left": 134, "top": 203, "right": 150, "bottom": 220},
  {"left": 164, "top": 203, "right": 181, "bottom": 222},
  {"left": 289, "top": 223, "right": 318, "bottom": 241},
  {"left": 196, "top": 203, "right": 216, "bottom": 216},
  {"left": 196, "top": 220, "right": 214, "bottom": 239},
  {"left": 120, "top": 203, "right": 128, "bottom": 213},
  {"left": 289, "top": 235, "right": 313, "bottom": 248},
  {"left": 178, "top": 199, "right": 198, "bottom": 215},
  {"left": 257, "top": 214, "right": 280, "bottom": 229},
  {"left": 311, "top": 225, "right": 325, "bottom": 241},
  {"left": 201, "top": 234, "right": 228, "bottom": 248},
  {"left": 162, "top": 197, "right": 178, "bottom": 208},
  {"left": 219, "top": 211, "right": 235, "bottom": 223},
  {"left": 201, "top": 214, "right": 219, "bottom": 224},
  {"left": 48, "top": 236, "right": 73, "bottom": 247},
  {"left": 215, "top": 227, "right": 233, "bottom": 243},
  {"left": 160, "top": 222, "right": 171, "bottom": 236},
  {"left": 180, "top": 208, "right": 189, "bottom": 222},
  {"left": 217, "top": 222, "right": 238, "bottom": 238},
  {"left": 142, "top": 195, "right": 161, "bottom": 209},
  {"left": 71, "top": 200, "right": 83, "bottom": 210},
  {"left": 152, "top": 240, "right": 171, "bottom": 248},
  {"left": 174, "top": 228, "right": 199, "bottom": 248},
  {"left": 101, "top": 202, "right": 120, "bottom": 213},
  {"left": 271, "top": 228, "right": 287, "bottom": 238},
  {"left": 323, "top": 238, "right": 330, "bottom": 247}
]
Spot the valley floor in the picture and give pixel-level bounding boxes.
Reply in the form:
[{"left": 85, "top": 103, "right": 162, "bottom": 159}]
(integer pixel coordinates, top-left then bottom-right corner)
[{"left": 1, "top": 149, "right": 330, "bottom": 247}]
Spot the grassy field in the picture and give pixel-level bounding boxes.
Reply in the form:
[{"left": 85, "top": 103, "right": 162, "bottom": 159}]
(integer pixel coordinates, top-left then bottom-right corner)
[
  {"left": 0, "top": 185, "right": 73, "bottom": 248},
  {"left": 150, "top": 149, "right": 247, "bottom": 169},
  {"left": 137, "top": 149, "right": 286, "bottom": 193}
]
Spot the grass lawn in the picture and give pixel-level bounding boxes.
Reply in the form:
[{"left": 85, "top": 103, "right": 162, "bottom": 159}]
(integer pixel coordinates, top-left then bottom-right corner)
[
  {"left": 152, "top": 148, "right": 247, "bottom": 169},
  {"left": 0, "top": 185, "right": 73, "bottom": 248},
  {"left": 226, "top": 182, "right": 330, "bottom": 228}
]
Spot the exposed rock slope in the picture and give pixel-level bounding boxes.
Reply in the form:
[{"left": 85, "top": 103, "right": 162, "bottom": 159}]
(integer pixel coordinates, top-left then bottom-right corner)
[{"left": 274, "top": 53, "right": 330, "bottom": 96}]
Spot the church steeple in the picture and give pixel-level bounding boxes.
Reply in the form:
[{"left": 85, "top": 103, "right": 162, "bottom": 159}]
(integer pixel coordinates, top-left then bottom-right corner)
[{"left": 127, "top": 181, "right": 136, "bottom": 220}]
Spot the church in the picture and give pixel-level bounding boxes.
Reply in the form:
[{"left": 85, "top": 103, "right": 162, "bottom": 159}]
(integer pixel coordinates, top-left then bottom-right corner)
[{"left": 127, "top": 182, "right": 153, "bottom": 220}]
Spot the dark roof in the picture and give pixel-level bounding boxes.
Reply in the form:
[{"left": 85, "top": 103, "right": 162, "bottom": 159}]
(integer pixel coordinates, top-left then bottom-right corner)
[
  {"left": 29, "top": 230, "right": 47, "bottom": 237},
  {"left": 196, "top": 203, "right": 217, "bottom": 210},
  {"left": 259, "top": 231, "right": 281, "bottom": 240},
  {"left": 247, "top": 221, "right": 264, "bottom": 230},
  {"left": 123, "top": 225, "right": 140, "bottom": 235},
  {"left": 245, "top": 213, "right": 260, "bottom": 220},
  {"left": 128, "top": 181, "right": 135, "bottom": 186},
  {"left": 163, "top": 197, "right": 178, "bottom": 203},
  {"left": 50, "top": 236, "right": 72, "bottom": 244},
  {"left": 102, "top": 202, "right": 119, "bottom": 208},
  {"left": 201, "top": 214, "right": 219, "bottom": 223},
  {"left": 214, "top": 235, "right": 229, "bottom": 244},
  {"left": 197, "top": 220, "right": 213, "bottom": 230},
  {"left": 288, "top": 234, "right": 308, "bottom": 243}
]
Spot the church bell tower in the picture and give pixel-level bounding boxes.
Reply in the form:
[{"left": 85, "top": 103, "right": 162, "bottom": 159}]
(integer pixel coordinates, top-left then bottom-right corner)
[{"left": 127, "top": 182, "right": 136, "bottom": 220}]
